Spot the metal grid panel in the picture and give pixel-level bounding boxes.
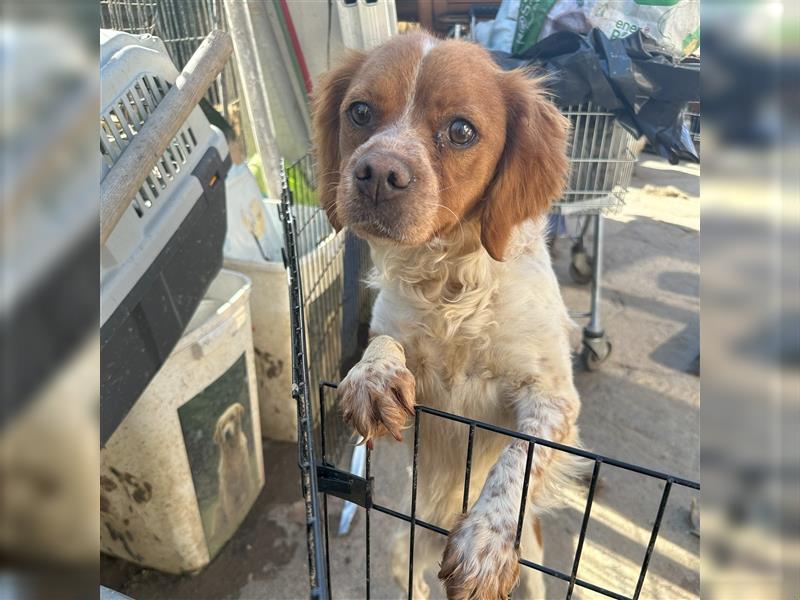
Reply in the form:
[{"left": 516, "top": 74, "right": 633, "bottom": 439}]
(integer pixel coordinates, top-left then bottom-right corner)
[
  {"left": 279, "top": 167, "right": 699, "bottom": 600},
  {"left": 100, "top": 0, "right": 243, "bottom": 140},
  {"left": 317, "top": 385, "right": 699, "bottom": 600},
  {"left": 286, "top": 155, "right": 374, "bottom": 467},
  {"left": 279, "top": 165, "right": 327, "bottom": 594},
  {"left": 553, "top": 103, "right": 639, "bottom": 216}
]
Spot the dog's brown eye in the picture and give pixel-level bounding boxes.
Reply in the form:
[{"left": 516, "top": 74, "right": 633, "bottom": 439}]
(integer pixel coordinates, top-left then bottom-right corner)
[
  {"left": 448, "top": 119, "right": 476, "bottom": 146},
  {"left": 349, "top": 102, "right": 373, "bottom": 127}
]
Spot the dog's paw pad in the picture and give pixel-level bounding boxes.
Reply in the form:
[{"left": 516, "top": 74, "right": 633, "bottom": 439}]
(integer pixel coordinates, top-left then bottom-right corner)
[{"left": 339, "top": 359, "right": 415, "bottom": 445}]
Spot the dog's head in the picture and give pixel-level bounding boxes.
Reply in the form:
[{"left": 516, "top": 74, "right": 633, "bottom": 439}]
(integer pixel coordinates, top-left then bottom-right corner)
[
  {"left": 312, "top": 32, "right": 569, "bottom": 261},
  {"left": 213, "top": 403, "right": 246, "bottom": 447}
]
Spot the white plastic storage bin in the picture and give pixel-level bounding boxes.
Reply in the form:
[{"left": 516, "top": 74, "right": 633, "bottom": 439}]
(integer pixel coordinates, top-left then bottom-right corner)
[
  {"left": 224, "top": 203, "right": 344, "bottom": 442},
  {"left": 100, "top": 270, "right": 264, "bottom": 574},
  {"left": 222, "top": 256, "right": 292, "bottom": 441}
]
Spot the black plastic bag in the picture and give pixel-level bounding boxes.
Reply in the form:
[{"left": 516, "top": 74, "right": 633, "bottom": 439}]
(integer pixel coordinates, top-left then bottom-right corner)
[{"left": 493, "top": 28, "right": 699, "bottom": 163}]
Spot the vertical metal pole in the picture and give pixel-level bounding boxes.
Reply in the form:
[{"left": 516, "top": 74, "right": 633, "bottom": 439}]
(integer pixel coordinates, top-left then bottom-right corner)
[
  {"left": 586, "top": 214, "right": 604, "bottom": 335},
  {"left": 513, "top": 443, "right": 536, "bottom": 549},
  {"left": 461, "top": 424, "right": 476, "bottom": 514},
  {"left": 633, "top": 480, "right": 673, "bottom": 599},
  {"left": 408, "top": 411, "right": 421, "bottom": 600},
  {"left": 566, "top": 460, "right": 602, "bottom": 599},
  {"left": 365, "top": 446, "right": 372, "bottom": 600},
  {"left": 280, "top": 166, "right": 328, "bottom": 598},
  {"left": 222, "top": 0, "right": 281, "bottom": 198},
  {"left": 319, "top": 385, "right": 332, "bottom": 600}
]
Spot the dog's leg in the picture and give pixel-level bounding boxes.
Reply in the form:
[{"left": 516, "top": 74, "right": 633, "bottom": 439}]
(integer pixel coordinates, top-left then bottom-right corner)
[
  {"left": 438, "top": 386, "right": 579, "bottom": 600},
  {"left": 516, "top": 516, "right": 546, "bottom": 600},
  {"left": 338, "top": 335, "right": 415, "bottom": 448},
  {"left": 393, "top": 479, "right": 460, "bottom": 600},
  {"left": 392, "top": 527, "right": 440, "bottom": 600}
]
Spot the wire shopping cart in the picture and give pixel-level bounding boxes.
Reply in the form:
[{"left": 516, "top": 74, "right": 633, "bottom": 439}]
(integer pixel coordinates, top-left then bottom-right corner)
[
  {"left": 279, "top": 162, "right": 698, "bottom": 600},
  {"left": 553, "top": 102, "right": 640, "bottom": 370}
]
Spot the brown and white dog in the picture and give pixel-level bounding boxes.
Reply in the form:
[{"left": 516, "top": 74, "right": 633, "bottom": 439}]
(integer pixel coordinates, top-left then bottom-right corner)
[
  {"left": 213, "top": 402, "right": 253, "bottom": 538},
  {"left": 312, "top": 32, "right": 581, "bottom": 600}
]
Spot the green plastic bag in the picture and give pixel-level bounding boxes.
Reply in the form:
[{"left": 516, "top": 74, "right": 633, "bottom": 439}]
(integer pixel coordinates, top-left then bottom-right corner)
[{"left": 511, "top": 0, "right": 699, "bottom": 57}]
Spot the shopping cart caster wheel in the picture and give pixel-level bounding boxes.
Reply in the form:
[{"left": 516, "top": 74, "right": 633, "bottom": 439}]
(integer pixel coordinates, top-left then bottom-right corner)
[
  {"left": 581, "top": 338, "right": 612, "bottom": 371},
  {"left": 569, "top": 261, "right": 593, "bottom": 285}
]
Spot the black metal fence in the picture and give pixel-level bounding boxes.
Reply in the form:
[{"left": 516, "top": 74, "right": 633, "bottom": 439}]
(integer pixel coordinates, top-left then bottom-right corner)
[
  {"left": 279, "top": 163, "right": 699, "bottom": 600},
  {"left": 284, "top": 155, "right": 374, "bottom": 467}
]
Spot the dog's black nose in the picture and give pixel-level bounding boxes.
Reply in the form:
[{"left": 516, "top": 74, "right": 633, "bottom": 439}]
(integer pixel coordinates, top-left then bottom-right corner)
[
  {"left": 224, "top": 428, "right": 233, "bottom": 441},
  {"left": 354, "top": 152, "right": 413, "bottom": 205}
]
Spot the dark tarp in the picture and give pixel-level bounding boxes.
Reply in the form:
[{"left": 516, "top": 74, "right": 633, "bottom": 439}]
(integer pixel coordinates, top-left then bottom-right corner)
[{"left": 493, "top": 28, "right": 700, "bottom": 163}]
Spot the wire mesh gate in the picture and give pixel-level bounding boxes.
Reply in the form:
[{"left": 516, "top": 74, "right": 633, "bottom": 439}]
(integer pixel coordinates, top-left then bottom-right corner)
[
  {"left": 279, "top": 164, "right": 699, "bottom": 600},
  {"left": 284, "top": 154, "right": 374, "bottom": 467}
]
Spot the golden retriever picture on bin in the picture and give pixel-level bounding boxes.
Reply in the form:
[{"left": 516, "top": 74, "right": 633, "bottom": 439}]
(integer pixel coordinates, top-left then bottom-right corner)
[
  {"left": 212, "top": 402, "right": 253, "bottom": 538},
  {"left": 177, "top": 355, "right": 259, "bottom": 556}
]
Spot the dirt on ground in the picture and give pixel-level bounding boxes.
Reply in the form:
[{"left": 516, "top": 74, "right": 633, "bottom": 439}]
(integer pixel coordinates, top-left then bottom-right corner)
[{"left": 101, "top": 154, "right": 700, "bottom": 600}]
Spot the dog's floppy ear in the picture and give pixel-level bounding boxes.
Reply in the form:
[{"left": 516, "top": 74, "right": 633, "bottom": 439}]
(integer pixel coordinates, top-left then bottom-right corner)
[
  {"left": 311, "top": 50, "right": 367, "bottom": 231},
  {"left": 480, "top": 70, "right": 570, "bottom": 261}
]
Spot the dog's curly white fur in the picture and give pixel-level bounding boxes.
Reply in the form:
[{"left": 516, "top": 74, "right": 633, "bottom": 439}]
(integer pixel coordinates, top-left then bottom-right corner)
[{"left": 370, "top": 221, "right": 581, "bottom": 599}]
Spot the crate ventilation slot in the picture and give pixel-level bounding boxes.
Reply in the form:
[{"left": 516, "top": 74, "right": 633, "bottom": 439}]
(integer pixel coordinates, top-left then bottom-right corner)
[{"left": 100, "top": 74, "right": 198, "bottom": 217}]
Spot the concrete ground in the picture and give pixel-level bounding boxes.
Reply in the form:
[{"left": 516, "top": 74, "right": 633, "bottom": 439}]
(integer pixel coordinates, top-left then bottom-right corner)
[{"left": 101, "top": 153, "right": 700, "bottom": 599}]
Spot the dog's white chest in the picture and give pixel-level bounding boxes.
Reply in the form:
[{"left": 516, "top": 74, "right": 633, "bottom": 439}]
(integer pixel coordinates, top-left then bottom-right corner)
[{"left": 373, "top": 285, "right": 507, "bottom": 422}]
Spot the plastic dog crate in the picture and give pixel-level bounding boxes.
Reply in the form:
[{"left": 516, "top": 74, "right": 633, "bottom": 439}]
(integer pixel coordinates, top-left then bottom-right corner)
[{"left": 100, "top": 30, "right": 231, "bottom": 444}]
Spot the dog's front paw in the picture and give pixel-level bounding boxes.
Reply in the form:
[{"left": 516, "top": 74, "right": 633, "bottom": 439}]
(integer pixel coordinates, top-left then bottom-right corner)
[
  {"left": 339, "top": 352, "right": 415, "bottom": 448},
  {"left": 438, "top": 508, "right": 520, "bottom": 600}
]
